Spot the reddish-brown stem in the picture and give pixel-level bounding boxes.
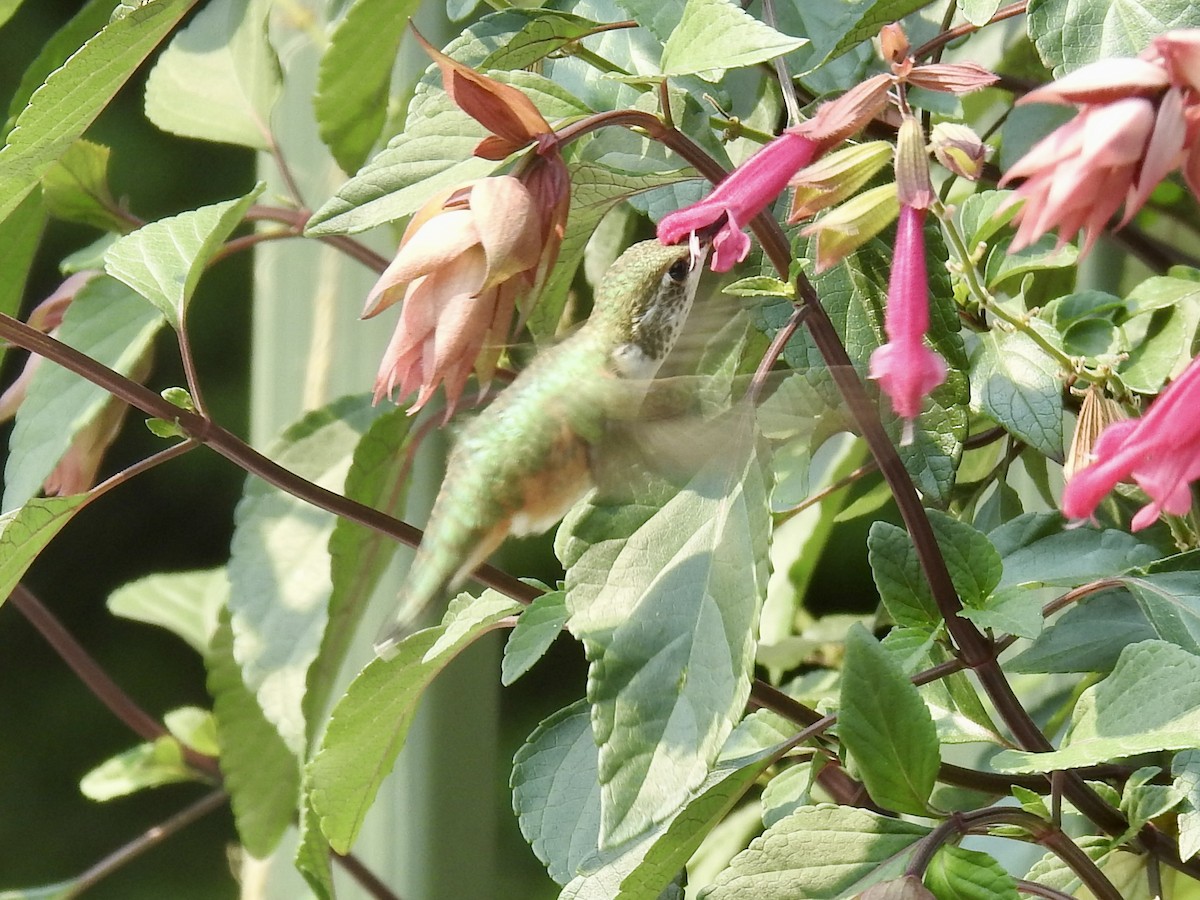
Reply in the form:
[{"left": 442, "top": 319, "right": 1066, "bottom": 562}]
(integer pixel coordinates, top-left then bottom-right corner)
[
  {"left": 244, "top": 205, "right": 392, "bottom": 273},
  {"left": 0, "top": 314, "right": 540, "bottom": 607},
  {"left": 333, "top": 852, "right": 404, "bottom": 900},
  {"left": 913, "top": 2, "right": 1028, "bottom": 60}
]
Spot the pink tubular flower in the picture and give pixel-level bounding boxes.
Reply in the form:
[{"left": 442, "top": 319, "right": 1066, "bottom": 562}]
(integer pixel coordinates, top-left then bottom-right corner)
[
  {"left": 657, "top": 132, "right": 820, "bottom": 272},
  {"left": 868, "top": 204, "right": 947, "bottom": 437},
  {"left": 365, "top": 176, "right": 545, "bottom": 413},
  {"left": 1062, "top": 357, "right": 1200, "bottom": 531}
]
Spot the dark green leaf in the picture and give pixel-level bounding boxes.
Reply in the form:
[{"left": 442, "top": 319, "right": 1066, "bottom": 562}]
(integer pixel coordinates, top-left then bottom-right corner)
[
  {"left": 993, "top": 517, "right": 1158, "bottom": 588},
  {"left": 0, "top": 189, "right": 45, "bottom": 372},
  {"left": 868, "top": 521, "right": 939, "bottom": 628},
  {"left": 840, "top": 625, "right": 939, "bottom": 815},
  {"left": 958, "top": 585, "right": 1043, "bottom": 640},
  {"left": 1027, "top": 0, "right": 1200, "bottom": 75},
  {"left": 810, "top": 0, "right": 933, "bottom": 69},
  {"left": 315, "top": 0, "right": 419, "bottom": 174},
  {"left": 40, "top": 140, "right": 128, "bottom": 232},
  {"left": 969, "top": 330, "right": 1064, "bottom": 459},
  {"left": 1121, "top": 572, "right": 1200, "bottom": 656},
  {"left": 1009, "top": 588, "right": 1155, "bottom": 674},
  {"left": 502, "top": 589, "right": 568, "bottom": 685},
  {"left": 925, "top": 846, "right": 1019, "bottom": 900},
  {"left": 479, "top": 10, "right": 609, "bottom": 70}
]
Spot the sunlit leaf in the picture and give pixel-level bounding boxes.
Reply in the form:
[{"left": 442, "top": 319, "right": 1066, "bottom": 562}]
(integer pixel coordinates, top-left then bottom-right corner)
[
  {"left": 79, "top": 735, "right": 195, "bottom": 801},
  {"left": 925, "top": 845, "right": 1019, "bottom": 900},
  {"left": 0, "top": 495, "right": 88, "bottom": 612},
  {"left": 1027, "top": 0, "right": 1200, "bottom": 75},
  {"left": 143, "top": 0, "right": 281, "bottom": 150},
  {"left": 660, "top": 0, "right": 806, "bottom": 80},
  {"left": 107, "top": 568, "right": 226, "bottom": 653},
  {"left": 502, "top": 589, "right": 568, "bottom": 686}
]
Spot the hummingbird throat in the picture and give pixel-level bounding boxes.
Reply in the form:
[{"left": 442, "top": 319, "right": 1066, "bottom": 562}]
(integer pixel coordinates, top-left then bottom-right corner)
[{"left": 610, "top": 266, "right": 699, "bottom": 380}]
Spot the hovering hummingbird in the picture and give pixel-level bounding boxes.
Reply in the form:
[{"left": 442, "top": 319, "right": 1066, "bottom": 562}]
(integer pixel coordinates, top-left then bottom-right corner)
[{"left": 376, "top": 238, "right": 707, "bottom": 658}]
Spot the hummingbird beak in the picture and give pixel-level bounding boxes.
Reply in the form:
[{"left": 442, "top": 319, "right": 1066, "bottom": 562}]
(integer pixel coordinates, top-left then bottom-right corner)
[{"left": 687, "top": 231, "right": 712, "bottom": 271}]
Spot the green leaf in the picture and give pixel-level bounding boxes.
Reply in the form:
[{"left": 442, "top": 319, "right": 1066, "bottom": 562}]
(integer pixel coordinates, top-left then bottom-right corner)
[
  {"left": 994, "top": 640, "right": 1200, "bottom": 773},
  {"left": 40, "top": 139, "right": 128, "bottom": 232},
  {"left": 529, "top": 160, "right": 693, "bottom": 341},
  {"left": 315, "top": 0, "right": 419, "bottom": 174},
  {"left": 103, "top": 185, "right": 263, "bottom": 330},
  {"left": 0, "top": 189, "right": 45, "bottom": 372},
  {"left": 699, "top": 805, "right": 930, "bottom": 899},
  {"left": 4, "top": 277, "right": 164, "bottom": 511},
  {"left": 1027, "top": 0, "right": 1200, "bottom": 76},
  {"left": 1172, "top": 750, "right": 1200, "bottom": 861},
  {"left": 227, "top": 395, "right": 386, "bottom": 755},
  {"left": 839, "top": 625, "right": 939, "bottom": 815},
  {"left": 1120, "top": 766, "right": 1183, "bottom": 839},
  {"left": 614, "top": 0, "right": 687, "bottom": 43},
  {"left": 0, "top": 496, "right": 88, "bottom": 611},
  {"left": 925, "top": 845, "right": 1019, "bottom": 900},
  {"left": 143, "top": 0, "right": 280, "bottom": 150},
  {"left": 512, "top": 700, "right": 602, "bottom": 884},
  {"left": 0, "top": 0, "right": 25, "bottom": 31},
  {"left": 958, "top": 0, "right": 1003, "bottom": 25},
  {"left": 1120, "top": 572, "right": 1200, "bottom": 656},
  {"left": 809, "top": 0, "right": 934, "bottom": 69},
  {"left": 958, "top": 585, "right": 1043, "bottom": 640},
  {"left": 0, "top": 0, "right": 197, "bottom": 225},
  {"left": 164, "top": 705, "right": 218, "bottom": 756},
  {"left": 659, "top": 0, "right": 806, "bottom": 80},
  {"left": 970, "top": 330, "right": 1064, "bottom": 459},
  {"left": 558, "top": 429, "right": 770, "bottom": 847},
  {"left": 868, "top": 521, "right": 939, "bottom": 628},
  {"left": 992, "top": 516, "right": 1158, "bottom": 588},
  {"left": 307, "top": 591, "right": 520, "bottom": 852},
  {"left": 207, "top": 611, "right": 299, "bottom": 860},
  {"left": 1119, "top": 278, "right": 1200, "bottom": 393},
  {"left": 107, "top": 568, "right": 226, "bottom": 653},
  {"left": 478, "top": 10, "right": 608, "bottom": 69},
  {"left": 295, "top": 797, "right": 334, "bottom": 899},
  {"left": 985, "top": 235, "right": 1077, "bottom": 289},
  {"left": 79, "top": 735, "right": 194, "bottom": 801},
  {"left": 0, "top": 882, "right": 75, "bottom": 900},
  {"left": 304, "top": 405, "right": 413, "bottom": 732},
  {"left": 1009, "top": 588, "right": 1155, "bottom": 674},
  {"left": 502, "top": 589, "right": 568, "bottom": 686}
]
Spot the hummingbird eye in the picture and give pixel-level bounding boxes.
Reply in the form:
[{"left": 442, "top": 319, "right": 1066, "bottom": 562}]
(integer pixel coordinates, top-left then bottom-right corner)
[{"left": 667, "top": 258, "right": 690, "bottom": 283}]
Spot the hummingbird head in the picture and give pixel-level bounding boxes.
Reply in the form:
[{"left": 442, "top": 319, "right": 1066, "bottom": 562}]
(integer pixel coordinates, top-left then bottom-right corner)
[{"left": 600, "top": 239, "right": 706, "bottom": 380}]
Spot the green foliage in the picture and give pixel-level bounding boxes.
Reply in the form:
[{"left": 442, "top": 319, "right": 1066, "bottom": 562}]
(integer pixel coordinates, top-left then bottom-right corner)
[
  {"left": 1028, "top": 0, "right": 1200, "bottom": 75},
  {"left": 659, "top": 0, "right": 807, "bottom": 80}
]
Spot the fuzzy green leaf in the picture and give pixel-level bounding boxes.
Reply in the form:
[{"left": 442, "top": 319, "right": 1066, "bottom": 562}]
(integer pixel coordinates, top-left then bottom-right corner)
[
  {"left": 107, "top": 568, "right": 226, "bottom": 653},
  {"left": 207, "top": 610, "right": 299, "bottom": 859},
  {"left": 558, "top": 429, "right": 770, "bottom": 847},
  {"left": 104, "top": 185, "right": 262, "bottom": 329},
  {"left": 227, "top": 395, "right": 386, "bottom": 755},
  {"left": 700, "top": 805, "right": 931, "bottom": 899},
  {"left": 3, "top": 276, "right": 164, "bottom": 511},
  {"left": 315, "top": 0, "right": 419, "bottom": 174},
  {"left": 840, "top": 625, "right": 940, "bottom": 815},
  {"left": 143, "top": 0, "right": 281, "bottom": 150},
  {"left": 1028, "top": 0, "right": 1200, "bottom": 75},
  {"left": 502, "top": 589, "right": 568, "bottom": 686},
  {"left": 659, "top": 0, "right": 806, "bottom": 80},
  {"left": 307, "top": 591, "right": 520, "bottom": 852},
  {"left": 970, "top": 330, "right": 1063, "bottom": 459},
  {"left": 994, "top": 641, "right": 1200, "bottom": 773},
  {"left": 0, "top": 0, "right": 196, "bottom": 224},
  {"left": 925, "top": 846, "right": 1019, "bottom": 900}
]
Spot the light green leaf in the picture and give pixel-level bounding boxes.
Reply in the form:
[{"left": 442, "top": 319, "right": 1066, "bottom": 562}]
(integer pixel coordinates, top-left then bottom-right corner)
[
  {"left": 925, "top": 845, "right": 1019, "bottom": 900},
  {"left": 40, "top": 139, "right": 128, "bottom": 232},
  {"left": 994, "top": 641, "right": 1200, "bottom": 773},
  {"left": 1119, "top": 279, "right": 1200, "bottom": 393},
  {"left": 502, "top": 589, "right": 568, "bottom": 686},
  {"left": 0, "top": 0, "right": 25, "bottom": 31},
  {"left": 108, "top": 568, "right": 226, "bottom": 653},
  {"left": 163, "top": 706, "right": 219, "bottom": 756},
  {"left": 970, "top": 330, "right": 1064, "bottom": 459},
  {"left": 304, "top": 405, "right": 413, "bottom": 732},
  {"left": 0, "top": 190, "right": 45, "bottom": 373},
  {"left": 0, "top": 0, "right": 196, "bottom": 225},
  {"left": 660, "top": 0, "right": 806, "bottom": 80},
  {"left": 4, "top": 276, "right": 164, "bottom": 511},
  {"left": 0, "top": 495, "right": 89, "bottom": 612},
  {"left": 699, "top": 805, "right": 930, "bottom": 899},
  {"left": 295, "top": 797, "right": 334, "bottom": 899},
  {"left": 227, "top": 395, "right": 385, "bottom": 755},
  {"left": 79, "top": 736, "right": 194, "bottom": 801},
  {"left": 307, "top": 591, "right": 519, "bottom": 852},
  {"left": 479, "top": 10, "right": 608, "bottom": 69},
  {"left": 614, "top": 0, "right": 686, "bottom": 43},
  {"left": 1172, "top": 750, "right": 1200, "bottom": 861},
  {"left": 958, "top": 0, "right": 1003, "bottom": 26},
  {"left": 207, "top": 611, "right": 299, "bottom": 860},
  {"left": 559, "top": 429, "right": 770, "bottom": 847},
  {"left": 103, "top": 185, "right": 263, "bottom": 329},
  {"left": 143, "top": 0, "right": 280, "bottom": 150},
  {"left": 512, "top": 700, "right": 602, "bottom": 885},
  {"left": 840, "top": 625, "right": 939, "bottom": 815},
  {"left": 315, "top": 0, "right": 419, "bottom": 174},
  {"left": 985, "top": 235, "right": 1077, "bottom": 289},
  {"left": 958, "top": 585, "right": 1043, "bottom": 640},
  {"left": 1027, "top": 0, "right": 1200, "bottom": 76},
  {"left": 0, "top": 882, "right": 76, "bottom": 900}
]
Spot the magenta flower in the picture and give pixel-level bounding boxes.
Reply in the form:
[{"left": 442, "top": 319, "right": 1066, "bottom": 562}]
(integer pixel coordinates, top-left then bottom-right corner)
[
  {"left": 657, "top": 132, "right": 820, "bottom": 272},
  {"left": 1062, "top": 357, "right": 1200, "bottom": 530},
  {"left": 868, "top": 204, "right": 947, "bottom": 436}
]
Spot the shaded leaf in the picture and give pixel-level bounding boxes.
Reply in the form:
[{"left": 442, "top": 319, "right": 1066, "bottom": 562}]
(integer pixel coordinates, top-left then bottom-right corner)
[
  {"left": 40, "top": 139, "right": 128, "bottom": 232},
  {"left": 1009, "top": 588, "right": 1155, "bottom": 674},
  {"left": 143, "top": 0, "right": 281, "bottom": 150},
  {"left": 502, "top": 589, "right": 568, "bottom": 686},
  {"left": 0, "top": 190, "right": 44, "bottom": 374},
  {"left": 970, "top": 330, "right": 1063, "bottom": 459},
  {"left": 1172, "top": 750, "right": 1200, "bottom": 861}
]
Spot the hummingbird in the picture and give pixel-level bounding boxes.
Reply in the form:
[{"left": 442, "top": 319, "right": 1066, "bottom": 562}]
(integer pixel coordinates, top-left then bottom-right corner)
[{"left": 375, "top": 238, "right": 707, "bottom": 658}]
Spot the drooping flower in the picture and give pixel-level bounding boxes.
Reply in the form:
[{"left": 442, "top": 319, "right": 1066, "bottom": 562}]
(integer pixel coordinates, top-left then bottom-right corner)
[
  {"left": 868, "top": 117, "right": 947, "bottom": 436},
  {"left": 365, "top": 176, "right": 546, "bottom": 413},
  {"left": 1001, "top": 30, "right": 1200, "bottom": 253},
  {"left": 1062, "top": 357, "right": 1200, "bottom": 531}
]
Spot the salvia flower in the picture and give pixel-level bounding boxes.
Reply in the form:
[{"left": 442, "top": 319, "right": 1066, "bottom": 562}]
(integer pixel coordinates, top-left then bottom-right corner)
[
  {"left": 1062, "top": 357, "right": 1200, "bottom": 531},
  {"left": 1001, "top": 29, "right": 1200, "bottom": 254},
  {"left": 365, "top": 176, "right": 545, "bottom": 413}
]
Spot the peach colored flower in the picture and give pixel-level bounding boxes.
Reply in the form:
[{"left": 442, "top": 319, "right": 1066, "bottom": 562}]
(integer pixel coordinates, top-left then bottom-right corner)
[
  {"left": 1062, "top": 356, "right": 1200, "bottom": 530},
  {"left": 365, "top": 176, "right": 547, "bottom": 414}
]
